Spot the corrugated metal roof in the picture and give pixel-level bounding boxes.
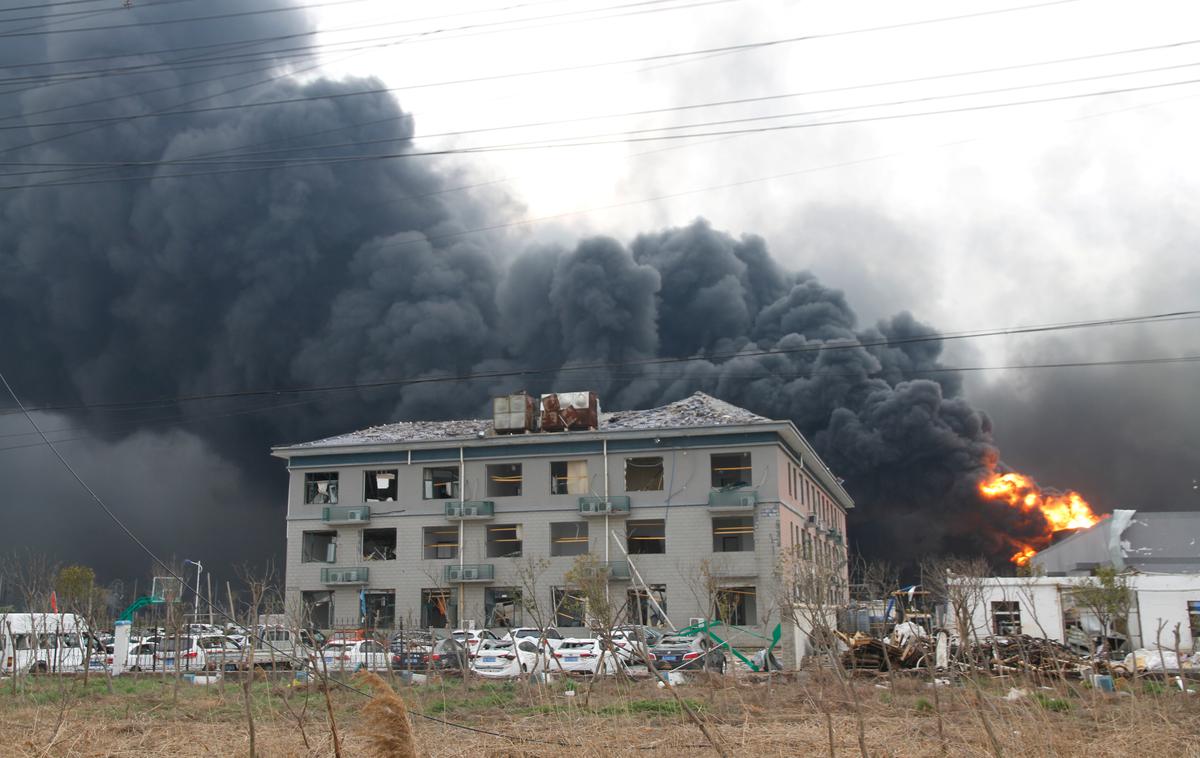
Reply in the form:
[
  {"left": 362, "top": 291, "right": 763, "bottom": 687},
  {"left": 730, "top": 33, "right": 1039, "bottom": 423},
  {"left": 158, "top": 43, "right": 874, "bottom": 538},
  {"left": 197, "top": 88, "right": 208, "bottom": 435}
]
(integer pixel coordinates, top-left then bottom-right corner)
[{"left": 286, "top": 392, "right": 772, "bottom": 449}]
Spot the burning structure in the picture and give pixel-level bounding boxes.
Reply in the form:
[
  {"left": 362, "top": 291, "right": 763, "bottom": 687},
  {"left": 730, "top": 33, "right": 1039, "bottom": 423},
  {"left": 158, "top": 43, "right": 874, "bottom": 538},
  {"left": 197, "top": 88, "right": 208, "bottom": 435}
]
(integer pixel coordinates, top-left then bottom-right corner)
[
  {"left": 273, "top": 391, "right": 852, "bottom": 664},
  {"left": 977, "top": 470, "right": 1101, "bottom": 566}
]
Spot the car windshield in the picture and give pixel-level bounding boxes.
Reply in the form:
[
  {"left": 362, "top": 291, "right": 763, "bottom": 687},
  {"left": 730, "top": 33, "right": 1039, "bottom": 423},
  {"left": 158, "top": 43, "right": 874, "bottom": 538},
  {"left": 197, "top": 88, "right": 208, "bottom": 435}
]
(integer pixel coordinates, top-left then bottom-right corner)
[
  {"left": 158, "top": 638, "right": 193, "bottom": 652},
  {"left": 560, "top": 641, "right": 594, "bottom": 651},
  {"left": 657, "top": 636, "right": 695, "bottom": 646},
  {"left": 511, "top": 629, "right": 538, "bottom": 638}
]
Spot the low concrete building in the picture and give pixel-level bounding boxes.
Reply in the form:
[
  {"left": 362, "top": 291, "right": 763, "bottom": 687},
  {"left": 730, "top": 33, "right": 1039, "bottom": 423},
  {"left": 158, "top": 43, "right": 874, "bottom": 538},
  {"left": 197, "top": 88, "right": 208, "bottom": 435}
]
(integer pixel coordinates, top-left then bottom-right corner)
[
  {"left": 274, "top": 392, "right": 853, "bottom": 662},
  {"left": 1032, "top": 510, "right": 1200, "bottom": 576}
]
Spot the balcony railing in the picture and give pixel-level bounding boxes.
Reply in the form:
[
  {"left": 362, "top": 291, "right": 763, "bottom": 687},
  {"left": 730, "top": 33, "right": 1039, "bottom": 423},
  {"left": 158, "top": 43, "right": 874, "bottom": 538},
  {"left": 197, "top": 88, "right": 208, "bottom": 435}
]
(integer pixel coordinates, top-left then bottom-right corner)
[
  {"left": 320, "top": 567, "right": 369, "bottom": 585},
  {"left": 444, "top": 500, "right": 495, "bottom": 520},
  {"left": 578, "top": 495, "right": 631, "bottom": 516},
  {"left": 444, "top": 563, "right": 495, "bottom": 582},
  {"left": 322, "top": 505, "right": 370, "bottom": 524},
  {"left": 707, "top": 489, "right": 758, "bottom": 511}
]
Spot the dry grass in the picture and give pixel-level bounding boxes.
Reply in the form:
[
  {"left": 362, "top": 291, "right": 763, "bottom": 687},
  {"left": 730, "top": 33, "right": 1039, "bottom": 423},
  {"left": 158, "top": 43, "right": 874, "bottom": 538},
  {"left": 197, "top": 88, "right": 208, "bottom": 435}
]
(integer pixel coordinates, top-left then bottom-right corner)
[{"left": 0, "top": 671, "right": 1197, "bottom": 757}]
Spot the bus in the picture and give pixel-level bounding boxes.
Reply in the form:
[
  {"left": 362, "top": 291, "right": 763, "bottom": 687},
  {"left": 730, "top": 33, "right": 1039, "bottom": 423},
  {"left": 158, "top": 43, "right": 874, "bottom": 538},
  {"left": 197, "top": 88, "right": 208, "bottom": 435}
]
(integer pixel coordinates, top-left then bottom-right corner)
[{"left": 0, "top": 613, "right": 92, "bottom": 675}]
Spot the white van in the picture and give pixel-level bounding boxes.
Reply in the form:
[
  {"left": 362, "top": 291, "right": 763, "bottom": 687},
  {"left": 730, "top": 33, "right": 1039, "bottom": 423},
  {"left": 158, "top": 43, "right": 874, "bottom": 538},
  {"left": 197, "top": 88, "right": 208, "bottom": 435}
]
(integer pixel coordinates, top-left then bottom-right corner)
[{"left": 0, "top": 613, "right": 92, "bottom": 675}]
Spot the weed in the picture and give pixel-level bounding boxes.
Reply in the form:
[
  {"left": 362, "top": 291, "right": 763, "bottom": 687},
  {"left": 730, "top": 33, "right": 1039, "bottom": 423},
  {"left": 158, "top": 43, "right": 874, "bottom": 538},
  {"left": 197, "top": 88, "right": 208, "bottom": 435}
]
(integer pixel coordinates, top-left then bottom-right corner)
[
  {"left": 914, "top": 697, "right": 934, "bottom": 714},
  {"left": 1034, "top": 693, "right": 1070, "bottom": 712}
]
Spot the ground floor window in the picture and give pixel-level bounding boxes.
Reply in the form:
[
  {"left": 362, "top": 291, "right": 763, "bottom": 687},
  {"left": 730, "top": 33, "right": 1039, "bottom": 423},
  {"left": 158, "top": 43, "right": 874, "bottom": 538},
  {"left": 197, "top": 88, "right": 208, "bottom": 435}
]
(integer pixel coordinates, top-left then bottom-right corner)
[
  {"left": 553, "top": 587, "right": 586, "bottom": 627},
  {"left": 301, "top": 591, "right": 333, "bottom": 629},
  {"left": 714, "top": 586, "right": 756, "bottom": 626},
  {"left": 992, "top": 600, "right": 1022, "bottom": 635},
  {"left": 1188, "top": 600, "right": 1200, "bottom": 640},
  {"left": 712, "top": 516, "right": 754, "bottom": 552},
  {"left": 364, "top": 591, "right": 396, "bottom": 629},
  {"left": 421, "top": 589, "right": 457, "bottom": 629},
  {"left": 626, "top": 585, "right": 667, "bottom": 627},
  {"left": 485, "top": 587, "right": 523, "bottom": 628}
]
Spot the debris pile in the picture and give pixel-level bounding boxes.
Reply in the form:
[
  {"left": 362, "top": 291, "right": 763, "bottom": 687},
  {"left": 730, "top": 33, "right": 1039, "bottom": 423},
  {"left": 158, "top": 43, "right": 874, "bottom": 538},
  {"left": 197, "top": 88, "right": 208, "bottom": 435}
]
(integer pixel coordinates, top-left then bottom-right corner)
[
  {"left": 971, "top": 635, "right": 1090, "bottom": 675},
  {"left": 839, "top": 631, "right": 928, "bottom": 670}
]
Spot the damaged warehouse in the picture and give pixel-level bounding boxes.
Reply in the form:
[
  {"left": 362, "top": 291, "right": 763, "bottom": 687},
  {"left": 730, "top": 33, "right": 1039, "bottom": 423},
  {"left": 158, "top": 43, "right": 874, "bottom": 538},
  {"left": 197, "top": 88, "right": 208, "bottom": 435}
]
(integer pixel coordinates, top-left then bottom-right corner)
[{"left": 274, "top": 391, "right": 853, "bottom": 665}]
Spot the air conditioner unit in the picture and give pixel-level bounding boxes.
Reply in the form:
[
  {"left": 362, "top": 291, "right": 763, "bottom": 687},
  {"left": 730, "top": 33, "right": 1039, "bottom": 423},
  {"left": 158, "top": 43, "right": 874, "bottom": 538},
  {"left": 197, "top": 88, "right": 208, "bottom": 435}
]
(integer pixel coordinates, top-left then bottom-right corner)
[
  {"left": 461, "top": 567, "right": 478, "bottom": 580},
  {"left": 463, "top": 504, "right": 479, "bottom": 517},
  {"left": 806, "top": 514, "right": 816, "bottom": 523},
  {"left": 739, "top": 496, "right": 756, "bottom": 508},
  {"left": 688, "top": 617, "right": 706, "bottom": 627}
]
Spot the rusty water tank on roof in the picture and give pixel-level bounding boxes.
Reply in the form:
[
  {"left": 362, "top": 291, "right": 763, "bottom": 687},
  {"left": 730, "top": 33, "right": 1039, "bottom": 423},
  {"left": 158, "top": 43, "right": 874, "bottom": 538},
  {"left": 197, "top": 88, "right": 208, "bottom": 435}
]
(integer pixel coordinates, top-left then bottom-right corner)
[{"left": 540, "top": 391, "right": 599, "bottom": 431}]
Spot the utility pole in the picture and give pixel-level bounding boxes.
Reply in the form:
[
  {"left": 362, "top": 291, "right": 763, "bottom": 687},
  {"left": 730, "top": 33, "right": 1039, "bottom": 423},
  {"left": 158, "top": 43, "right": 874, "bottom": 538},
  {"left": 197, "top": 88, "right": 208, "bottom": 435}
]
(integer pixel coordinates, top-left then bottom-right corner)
[{"left": 183, "top": 560, "right": 202, "bottom": 626}]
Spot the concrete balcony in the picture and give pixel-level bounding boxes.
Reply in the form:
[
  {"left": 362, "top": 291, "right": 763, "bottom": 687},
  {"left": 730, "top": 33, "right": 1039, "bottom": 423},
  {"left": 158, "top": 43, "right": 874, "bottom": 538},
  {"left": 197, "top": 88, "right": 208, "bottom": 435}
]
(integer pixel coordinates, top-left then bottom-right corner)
[
  {"left": 578, "top": 495, "right": 631, "bottom": 517},
  {"left": 707, "top": 489, "right": 758, "bottom": 512},
  {"left": 322, "top": 505, "right": 370, "bottom": 525},
  {"left": 445, "top": 563, "right": 495, "bottom": 583},
  {"left": 320, "top": 567, "right": 369, "bottom": 585},
  {"left": 445, "top": 500, "right": 495, "bottom": 520}
]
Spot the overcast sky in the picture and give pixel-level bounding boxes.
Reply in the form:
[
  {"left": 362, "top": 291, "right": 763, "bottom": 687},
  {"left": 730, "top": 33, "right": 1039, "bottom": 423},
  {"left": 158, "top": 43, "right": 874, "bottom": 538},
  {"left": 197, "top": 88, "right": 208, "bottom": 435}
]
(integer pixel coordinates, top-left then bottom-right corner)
[{"left": 307, "top": 0, "right": 1200, "bottom": 501}]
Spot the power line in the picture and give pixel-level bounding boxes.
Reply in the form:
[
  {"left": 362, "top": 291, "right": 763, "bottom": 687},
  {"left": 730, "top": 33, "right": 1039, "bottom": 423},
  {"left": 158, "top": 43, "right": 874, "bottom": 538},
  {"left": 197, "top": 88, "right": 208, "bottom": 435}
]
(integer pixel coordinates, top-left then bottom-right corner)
[
  {"left": 5, "top": 73, "right": 1199, "bottom": 190},
  {"left": 0, "top": 0, "right": 203, "bottom": 28},
  {"left": 3, "top": 310, "right": 1194, "bottom": 415},
  {"left": 5, "top": 55, "right": 1199, "bottom": 175}
]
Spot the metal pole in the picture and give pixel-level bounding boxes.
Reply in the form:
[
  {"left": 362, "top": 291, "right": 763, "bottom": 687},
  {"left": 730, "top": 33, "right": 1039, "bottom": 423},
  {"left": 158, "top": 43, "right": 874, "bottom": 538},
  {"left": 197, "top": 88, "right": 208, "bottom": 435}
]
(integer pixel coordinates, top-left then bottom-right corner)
[
  {"left": 603, "top": 439, "right": 610, "bottom": 604},
  {"left": 459, "top": 446, "right": 465, "bottom": 628}
]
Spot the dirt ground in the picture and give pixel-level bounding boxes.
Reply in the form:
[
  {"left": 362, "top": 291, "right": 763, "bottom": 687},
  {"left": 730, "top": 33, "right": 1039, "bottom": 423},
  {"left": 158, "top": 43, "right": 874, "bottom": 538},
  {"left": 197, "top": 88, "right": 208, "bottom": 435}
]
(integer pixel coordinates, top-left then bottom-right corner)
[{"left": 1, "top": 670, "right": 1197, "bottom": 757}]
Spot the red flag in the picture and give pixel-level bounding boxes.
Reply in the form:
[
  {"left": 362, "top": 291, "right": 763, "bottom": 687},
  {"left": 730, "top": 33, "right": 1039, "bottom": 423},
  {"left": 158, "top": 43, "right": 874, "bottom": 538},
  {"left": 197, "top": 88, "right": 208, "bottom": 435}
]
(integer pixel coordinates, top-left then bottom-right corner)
[{"left": 50, "top": 591, "right": 58, "bottom": 613}]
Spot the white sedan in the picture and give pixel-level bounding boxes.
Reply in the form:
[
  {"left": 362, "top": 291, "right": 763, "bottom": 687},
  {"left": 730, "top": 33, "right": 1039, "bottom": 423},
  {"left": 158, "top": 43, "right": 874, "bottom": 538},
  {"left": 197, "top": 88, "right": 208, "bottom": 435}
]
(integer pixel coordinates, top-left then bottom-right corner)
[
  {"left": 470, "top": 639, "right": 548, "bottom": 678},
  {"left": 321, "top": 640, "right": 390, "bottom": 672},
  {"left": 552, "top": 638, "right": 620, "bottom": 675}
]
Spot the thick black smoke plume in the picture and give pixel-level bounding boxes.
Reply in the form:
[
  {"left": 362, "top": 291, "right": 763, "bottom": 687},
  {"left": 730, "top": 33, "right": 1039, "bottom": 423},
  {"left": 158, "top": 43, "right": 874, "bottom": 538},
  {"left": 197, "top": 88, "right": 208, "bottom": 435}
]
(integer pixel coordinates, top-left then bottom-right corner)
[{"left": 0, "top": 0, "right": 1044, "bottom": 579}]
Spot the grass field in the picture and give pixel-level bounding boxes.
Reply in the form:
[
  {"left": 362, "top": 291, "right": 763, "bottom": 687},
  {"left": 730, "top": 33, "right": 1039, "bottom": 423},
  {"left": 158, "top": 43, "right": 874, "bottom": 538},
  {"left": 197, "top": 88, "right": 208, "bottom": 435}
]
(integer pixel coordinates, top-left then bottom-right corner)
[{"left": 0, "top": 669, "right": 1196, "bottom": 756}]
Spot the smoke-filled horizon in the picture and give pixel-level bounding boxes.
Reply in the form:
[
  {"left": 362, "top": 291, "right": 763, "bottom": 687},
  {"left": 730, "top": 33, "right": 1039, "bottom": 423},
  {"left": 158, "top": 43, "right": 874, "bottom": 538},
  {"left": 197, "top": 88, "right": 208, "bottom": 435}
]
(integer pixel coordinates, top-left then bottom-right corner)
[{"left": 1, "top": 0, "right": 1192, "bottom": 587}]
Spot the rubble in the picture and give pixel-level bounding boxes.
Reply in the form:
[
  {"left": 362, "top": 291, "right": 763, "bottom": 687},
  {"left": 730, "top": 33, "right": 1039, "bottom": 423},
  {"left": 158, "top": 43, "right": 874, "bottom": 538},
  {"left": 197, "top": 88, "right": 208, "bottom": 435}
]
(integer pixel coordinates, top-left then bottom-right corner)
[{"left": 839, "top": 631, "right": 1101, "bottom": 677}]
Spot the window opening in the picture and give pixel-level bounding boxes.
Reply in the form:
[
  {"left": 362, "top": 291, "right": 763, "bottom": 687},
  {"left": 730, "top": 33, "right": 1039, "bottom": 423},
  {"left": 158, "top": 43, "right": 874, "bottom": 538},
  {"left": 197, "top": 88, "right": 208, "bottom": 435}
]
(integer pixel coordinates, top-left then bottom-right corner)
[
  {"left": 714, "top": 586, "right": 756, "bottom": 626},
  {"left": 423, "top": 526, "right": 459, "bottom": 559},
  {"left": 486, "top": 463, "right": 523, "bottom": 497},
  {"left": 301, "top": 531, "right": 336, "bottom": 563},
  {"left": 550, "top": 522, "right": 589, "bottom": 557},
  {"left": 486, "top": 524, "right": 523, "bottom": 558},
  {"left": 710, "top": 452, "right": 752, "bottom": 489},
  {"left": 362, "top": 528, "right": 397, "bottom": 561},
  {"left": 712, "top": 516, "right": 754, "bottom": 552},
  {"left": 992, "top": 601, "right": 1022, "bottom": 635},
  {"left": 552, "top": 587, "right": 586, "bottom": 627},
  {"left": 485, "top": 587, "right": 523, "bottom": 628},
  {"left": 550, "top": 460, "right": 589, "bottom": 495},
  {"left": 423, "top": 467, "right": 459, "bottom": 500},
  {"left": 364, "top": 469, "right": 398, "bottom": 502},
  {"left": 626, "top": 519, "right": 665, "bottom": 555},
  {"left": 626, "top": 585, "right": 667, "bottom": 626},
  {"left": 625, "top": 457, "right": 664, "bottom": 491},
  {"left": 364, "top": 591, "right": 396, "bottom": 629},
  {"left": 304, "top": 472, "right": 338, "bottom": 504},
  {"left": 421, "top": 589, "right": 456, "bottom": 628}
]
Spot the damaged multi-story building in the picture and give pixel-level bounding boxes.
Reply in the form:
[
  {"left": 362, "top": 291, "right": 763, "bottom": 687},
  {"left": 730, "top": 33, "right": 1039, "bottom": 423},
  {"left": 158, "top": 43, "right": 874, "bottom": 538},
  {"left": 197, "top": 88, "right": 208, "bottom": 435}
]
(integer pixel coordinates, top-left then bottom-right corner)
[{"left": 274, "top": 391, "right": 852, "bottom": 662}]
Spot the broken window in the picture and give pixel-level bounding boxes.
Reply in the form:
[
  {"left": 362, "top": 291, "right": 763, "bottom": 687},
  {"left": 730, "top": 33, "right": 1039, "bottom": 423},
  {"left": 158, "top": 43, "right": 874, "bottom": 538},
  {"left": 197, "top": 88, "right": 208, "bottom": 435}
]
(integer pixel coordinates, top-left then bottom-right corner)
[
  {"left": 625, "top": 457, "right": 664, "bottom": 491},
  {"left": 486, "top": 463, "right": 523, "bottom": 497},
  {"left": 301, "top": 531, "right": 336, "bottom": 563},
  {"left": 423, "top": 526, "right": 459, "bottom": 560},
  {"left": 626, "top": 519, "right": 665, "bottom": 555},
  {"left": 992, "top": 601, "right": 1022, "bottom": 636},
  {"left": 301, "top": 591, "right": 333, "bottom": 629},
  {"left": 550, "top": 460, "right": 589, "bottom": 495},
  {"left": 712, "top": 516, "right": 754, "bottom": 552},
  {"left": 550, "top": 522, "right": 588, "bottom": 557},
  {"left": 421, "top": 589, "right": 456, "bottom": 629},
  {"left": 362, "top": 528, "right": 397, "bottom": 561},
  {"left": 485, "top": 587, "right": 522, "bottom": 628},
  {"left": 364, "top": 469, "right": 398, "bottom": 502},
  {"left": 714, "top": 586, "right": 756, "bottom": 626},
  {"left": 627, "top": 585, "right": 667, "bottom": 627},
  {"left": 364, "top": 591, "right": 396, "bottom": 629},
  {"left": 552, "top": 587, "right": 586, "bottom": 627},
  {"left": 304, "top": 472, "right": 339, "bottom": 504},
  {"left": 486, "top": 524, "right": 523, "bottom": 558},
  {"left": 1189, "top": 601, "right": 1200, "bottom": 640},
  {"left": 710, "top": 452, "right": 751, "bottom": 489},
  {"left": 423, "top": 467, "right": 459, "bottom": 500}
]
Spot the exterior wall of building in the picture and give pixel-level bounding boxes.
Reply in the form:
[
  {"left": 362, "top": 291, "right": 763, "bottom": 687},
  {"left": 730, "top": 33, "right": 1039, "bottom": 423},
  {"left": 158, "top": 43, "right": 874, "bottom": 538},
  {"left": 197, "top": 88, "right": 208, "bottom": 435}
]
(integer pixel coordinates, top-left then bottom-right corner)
[
  {"left": 281, "top": 428, "right": 850, "bottom": 665},
  {"left": 959, "top": 575, "right": 1200, "bottom": 653}
]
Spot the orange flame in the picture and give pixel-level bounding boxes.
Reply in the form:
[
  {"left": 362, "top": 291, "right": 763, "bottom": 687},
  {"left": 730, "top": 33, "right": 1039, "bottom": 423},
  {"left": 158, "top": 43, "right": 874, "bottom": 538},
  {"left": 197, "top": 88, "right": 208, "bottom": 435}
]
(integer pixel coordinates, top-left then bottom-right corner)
[{"left": 978, "top": 471, "right": 1101, "bottom": 565}]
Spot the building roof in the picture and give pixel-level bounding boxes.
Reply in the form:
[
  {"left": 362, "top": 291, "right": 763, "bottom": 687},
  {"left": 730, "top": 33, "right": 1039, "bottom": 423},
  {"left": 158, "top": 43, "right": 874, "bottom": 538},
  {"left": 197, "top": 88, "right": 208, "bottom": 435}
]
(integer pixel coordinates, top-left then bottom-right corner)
[
  {"left": 286, "top": 392, "right": 772, "bottom": 449},
  {"left": 1032, "top": 510, "right": 1200, "bottom": 575}
]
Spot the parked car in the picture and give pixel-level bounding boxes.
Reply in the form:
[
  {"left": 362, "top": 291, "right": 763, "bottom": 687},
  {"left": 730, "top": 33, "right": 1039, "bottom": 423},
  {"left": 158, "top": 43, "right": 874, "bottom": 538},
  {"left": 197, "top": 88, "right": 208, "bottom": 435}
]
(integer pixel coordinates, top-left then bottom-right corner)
[
  {"left": 155, "top": 635, "right": 209, "bottom": 671},
  {"left": 320, "top": 639, "right": 390, "bottom": 672},
  {"left": 123, "top": 642, "right": 158, "bottom": 671},
  {"left": 429, "top": 637, "right": 469, "bottom": 672},
  {"left": 608, "top": 626, "right": 664, "bottom": 664},
  {"left": 552, "top": 638, "right": 620, "bottom": 675},
  {"left": 470, "top": 638, "right": 548, "bottom": 678},
  {"left": 505, "top": 627, "right": 565, "bottom": 649},
  {"left": 649, "top": 634, "right": 727, "bottom": 674},
  {"left": 389, "top": 632, "right": 435, "bottom": 671},
  {"left": 450, "top": 628, "right": 499, "bottom": 655}
]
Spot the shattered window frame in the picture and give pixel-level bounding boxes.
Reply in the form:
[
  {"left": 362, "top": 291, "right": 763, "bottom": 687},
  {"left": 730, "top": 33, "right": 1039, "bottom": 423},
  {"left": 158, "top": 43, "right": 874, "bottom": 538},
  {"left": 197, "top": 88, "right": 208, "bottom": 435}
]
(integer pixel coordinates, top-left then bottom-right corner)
[
  {"left": 550, "top": 460, "right": 589, "bottom": 495},
  {"left": 364, "top": 590, "right": 396, "bottom": 629},
  {"left": 486, "top": 524, "right": 523, "bottom": 558},
  {"left": 710, "top": 452, "right": 752, "bottom": 489},
  {"left": 711, "top": 516, "right": 754, "bottom": 553},
  {"left": 624, "top": 456, "right": 664, "bottom": 492},
  {"left": 421, "top": 588, "right": 456, "bottom": 628},
  {"left": 301, "top": 530, "right": 337, "bottom": 563},
  {"left": 627, "top": 585, "right": 668, "bottom": 626},
  {"left": 1189, "top": 601, "right": 1200, "bottom": 640},
  {"left": 713, "top": 586, "right": 756, "bottom": 627},
  {"left": 552, "top": 587, "right": 586, "bottom": 627},
  {"left": 304, "top": 472, "right": 339, "bottom": 504},
  {"left": 423, "top": 467, "right": 459, "bottom": 500},
  {"left": 485, "top": 587, "right": 523, "bottom": 628},
  {"left": 626, "top": 519, "right": 666, "bottom": 555},
  {"left": 486, "top": 463, "right": 523, "bottom": 497},
  {"left": 550, "top": 522, "right": 589, "bottom": 557},
  {"left": 991, "top": 600, "right": 1022, "bottom": 636},
  {"left": 423, "top": 526, "right": 459, "bottom": 560},
  {"left": 364, "top": 469, "right": 398, "bottom": 502},
  {"left": 362, "top": 528, "right": 397, "bottom": 561}
]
